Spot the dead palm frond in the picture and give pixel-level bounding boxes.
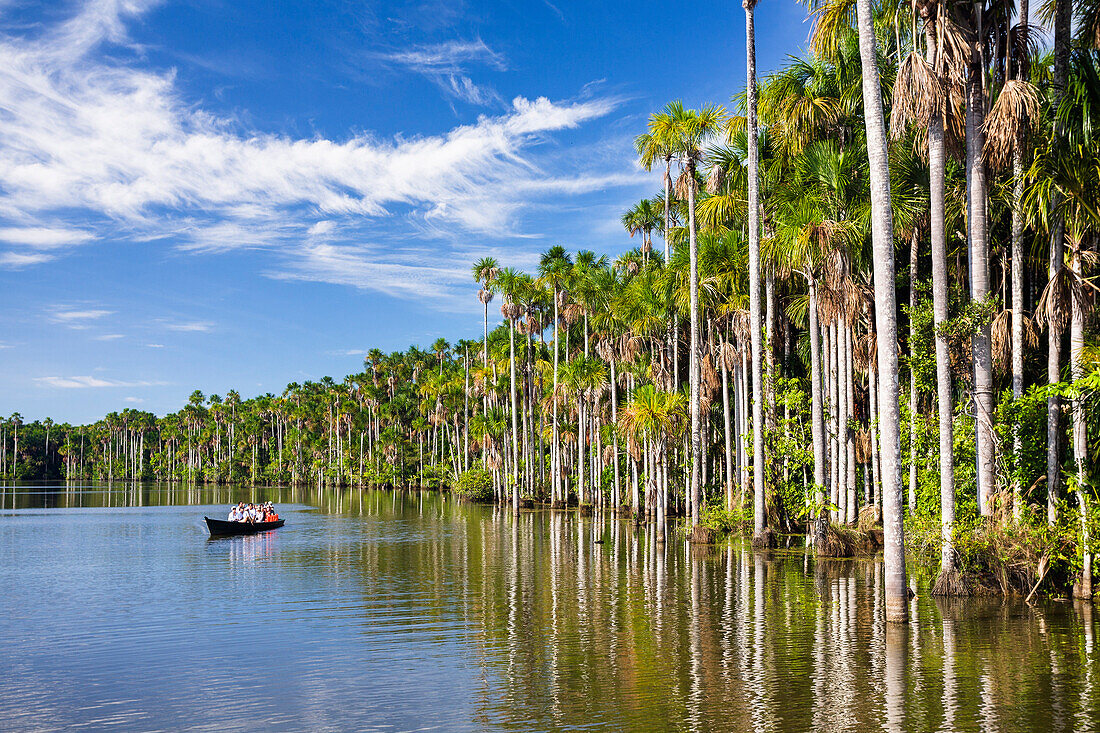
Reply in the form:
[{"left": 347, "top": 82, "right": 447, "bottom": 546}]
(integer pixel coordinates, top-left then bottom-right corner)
[
  {"left": 718, "top": 339, "right": 740, "bottom": 371},
  {"left": 853, "top": 330, "right": 878, "bottom": 374},
  {"left": 674, "top": 167, "right": 699, "bottom": 201},
  {"left": 1037, "top": 267, "right": 1072, "bottom": 336},
  {"left": 991, "top": 308, "right": 1041, "bottom": 373},
  {"left": 892, "top": 52, "right": 942, "bottom": 138},
  {"left": 984, "top": 80, "right": 1042, "bottom": 169},
  {"left": 705, "top": 162, "right": 726, "bottom": 194}
]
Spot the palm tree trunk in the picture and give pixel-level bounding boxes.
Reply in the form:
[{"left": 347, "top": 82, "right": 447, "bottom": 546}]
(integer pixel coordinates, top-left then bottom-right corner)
[
  {"left": 1047, "top": 0, "right": 1072, "bottom": 526},
  {"left": 766, "top": 272, "right": 777, "bottom": 429},
  {"left": 845, "top": 323, "right": 857, "bottom": 524},
  {"left": 746, "top": 0, "right": 766, "bottom": 543},
  {"left": 509, "top": 320, "right": 519, "bottom": 513},
  {"left": 908, "top": 227, "right": 919, "bottom": 516},
  {"left": 1071, "top": 246, "right": 1092, "bottom": 598},
  {"left": 928, "top": 52, "right": 957, "bottom": 575},
  {"left": 828, "top": 322, "right": 839, "bottom": 521},
  {"left": 687, "top": 161, "right": 703, "bottom": 528},
  {"left": 721, "top": 344, "right": 734, "bottom": 512},
  {"left": 609, "top": 355, "right": 621, "bottom": 509},
  {"left": 808, "top": 276, "right": 828, "bottom": 547},
  {"left": 1010, "top": 0, "right": 1029, "bottom": 523},
  {"left": 967, "top": 39, "right": 995, "bottom": 518},
  {"left": 577, "top": 396, "right": 586, "bottom": 504},
  {"left": 856, "top": 0, "right": 908, "bottom": 622},
  {"left": 870, "top": 359, "right": 882, "bottom": 523},
  {"left": 838, "top": 320, "right": 849, "bottom": 524}
]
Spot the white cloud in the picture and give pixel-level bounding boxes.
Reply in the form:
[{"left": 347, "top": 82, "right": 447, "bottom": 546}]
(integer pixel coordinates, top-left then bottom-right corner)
[
  {"left": 0, "top": 251, "right": 53, "bottom": 267},
  {"left": 161, "top": 321, "right": 213, "bottom": 332},
  {"left": 51, "top": 308, "right": 113, "bottom": 322},
  {"left": 146, "top": 343, "right": 164, "bottom": 348},
  {"left": 0, "top": 227, "right": 94, "bottom": 248},
  {"left": 123, "top": 396, "right": 144, "bottom": 403},
  {"left": 34, "top": 375, "right": 164, "bottom": 388},
  {"left": 383, "top": 39, "right": 507, "bottom": 74},
  {"left": 93, "top": 333, "right": 124, "bottom": 340},
  {"left": 0, "top": 3, "right": 639, "bottom": 298},
  {"left": 308, "top": 220, "right": 335, "bottom": 237},
  {"left": 270, "top": 242, "right": 473, "bottom": 304},
  {"left": 378, "top": 38, "right": 506, "bottom": 106}
]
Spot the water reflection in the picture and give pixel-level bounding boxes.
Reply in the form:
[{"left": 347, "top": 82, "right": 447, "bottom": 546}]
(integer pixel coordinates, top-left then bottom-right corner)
[{"left": 1, "top": 484, "right": 1098, "bottom": 732}]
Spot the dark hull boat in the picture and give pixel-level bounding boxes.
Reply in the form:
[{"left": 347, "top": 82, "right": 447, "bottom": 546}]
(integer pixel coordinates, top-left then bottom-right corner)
[{"left": 205, "top": 517, "right": 285, "bottom": 536}]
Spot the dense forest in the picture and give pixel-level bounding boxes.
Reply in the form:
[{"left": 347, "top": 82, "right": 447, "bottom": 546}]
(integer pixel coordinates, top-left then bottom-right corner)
[{"left": 5, "top": 0, "right": 1100, "bottom": 610}]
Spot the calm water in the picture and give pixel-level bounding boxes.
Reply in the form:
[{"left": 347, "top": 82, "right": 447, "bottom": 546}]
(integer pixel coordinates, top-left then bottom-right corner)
[{"left": 1, "top": 483, "right": 1097, "bottom": 732}]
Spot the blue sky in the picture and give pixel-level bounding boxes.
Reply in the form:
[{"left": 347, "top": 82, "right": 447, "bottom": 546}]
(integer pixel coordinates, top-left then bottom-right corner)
[{"left": 0, "top": 0, "right": 812, "bottom": 424}]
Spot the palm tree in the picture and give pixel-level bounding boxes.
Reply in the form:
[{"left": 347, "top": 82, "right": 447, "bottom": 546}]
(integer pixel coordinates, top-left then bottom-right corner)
[
  {"left": 538, "top": 246, "right": 573, "bottom": 506},
  {"left": 1009, "top": 0, "right": 1032, "bottom": 522},
  {"left": 636, "top": 124, "right": 677, "bottom": 263},
  {"left": 472, "top": 256, "right": 500, "bottom": 384},
  {"left": 619, "top": 384, "right": 686, "bottom": 542},
  {"left": 496, "top": 267, "right": 526, "bottom": 512},
  {"left": 892, "top": 4, "right": 960, "bottom": 589},
  {"left": 1046, "top": 0, "right": 1074, "bottom": 526},
  {"left": 852, "top": 0, "right": 907, "bottom": 622},
  {"left": 744, "top": 0, "right": 767, "bottom": 545},
  {"left": 647, "top": 101, "right": 727, "bottom": 532},
  {"left": 622, "top": 199, "right": 662, "bottom": 265}
]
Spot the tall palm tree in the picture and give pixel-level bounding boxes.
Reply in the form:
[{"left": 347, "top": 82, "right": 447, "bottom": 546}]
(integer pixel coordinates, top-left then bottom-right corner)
[
  {"left": 745, "top": 0, "right": 767, "bottom": 544},
  {"left": 496, "top": 267, "right": 525, "bottom": 512},
  {"left": 636, "top": 124, "right": 677, "bottom": 263},
  {"left": 892, "top": 2, "right": 960, "bottom": 588},
  {"left": 538, "top": 246, "right": 573, "bottom": 506},
  {"left": 853, "top": 0, "right": 907, "bottom": 622},
  {"left": 1046, "top": 0, "right": 1074, "bottom": 526},
  {"left": 650, "top": 101, "right": 727, "bottom": 532}
]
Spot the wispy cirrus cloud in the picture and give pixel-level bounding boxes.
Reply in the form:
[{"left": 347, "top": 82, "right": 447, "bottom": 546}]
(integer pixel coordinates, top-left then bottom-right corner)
[
  {"left": 161, "top": 321, "right": 213, "bottom": 332},
  {"left": 50, "top": 308, "right": 113, "bottom": 322},
  {"left": 0, "top": 2, "right": 640, "bottom": 302},
  {"left": 379, "top": 38, "right": 505, "bottom": 106},
  {"left": 0, "top": 226, "right": 94, "bottom": 248},
  {"left": 34, "top": 375, "right": 165, "bottom": 389},
  {"left": 0, "top": 251, "right": 53, "bottom": 268}
]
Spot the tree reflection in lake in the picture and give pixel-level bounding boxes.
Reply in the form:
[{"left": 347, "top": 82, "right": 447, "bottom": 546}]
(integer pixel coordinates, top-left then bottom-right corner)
[{"left": 2, "top": 484, "right": 1099, "bottom": 732}]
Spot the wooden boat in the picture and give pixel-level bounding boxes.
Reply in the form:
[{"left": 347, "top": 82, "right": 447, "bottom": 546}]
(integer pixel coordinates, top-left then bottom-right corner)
[{"left": 205, "top": 516, "right": 285, "bottom": 536}]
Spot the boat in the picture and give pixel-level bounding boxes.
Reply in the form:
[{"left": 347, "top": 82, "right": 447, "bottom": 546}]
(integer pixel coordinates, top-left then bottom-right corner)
[{"left": 205, "top": 516, "right": 285, "bottom": 536}]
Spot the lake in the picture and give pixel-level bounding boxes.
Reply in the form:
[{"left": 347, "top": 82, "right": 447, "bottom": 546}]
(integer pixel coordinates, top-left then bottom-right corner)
[{"left": 1, "top": 482, "right": 1097, "bottom": 731}]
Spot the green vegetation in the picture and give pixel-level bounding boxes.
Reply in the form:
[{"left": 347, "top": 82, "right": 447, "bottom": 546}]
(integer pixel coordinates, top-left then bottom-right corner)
[{"left": 454, "top": 468, "right": 495, "bottom": 503}]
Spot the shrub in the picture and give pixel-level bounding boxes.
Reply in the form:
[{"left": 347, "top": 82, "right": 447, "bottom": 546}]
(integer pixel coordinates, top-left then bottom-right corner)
[{"left": 454, "top": 468, "right": 494, "bottom": 502}]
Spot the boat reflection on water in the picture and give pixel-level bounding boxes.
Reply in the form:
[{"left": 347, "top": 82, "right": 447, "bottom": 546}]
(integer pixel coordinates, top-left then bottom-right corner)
[{"left": 207, "top": 526, "right": 279, "bottom": 565}]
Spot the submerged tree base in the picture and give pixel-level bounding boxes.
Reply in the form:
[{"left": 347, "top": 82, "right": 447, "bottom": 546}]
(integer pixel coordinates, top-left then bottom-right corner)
[
  {"left": 689, "top": 525, "right": 717, "bottom": 544},
  {"left": 751, "top": 527, "right": 778, "bottom": 549},
  {"left": 930, "top": 566, "right": 973, "bottom": 597},
  {"left": 816, "top": 524, "right": 883, "bottom": 558}
]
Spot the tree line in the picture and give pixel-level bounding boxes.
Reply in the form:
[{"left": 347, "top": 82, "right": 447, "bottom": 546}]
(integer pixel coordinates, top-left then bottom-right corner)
[{"left": 4, "top": 0, "right": 1100, "bottom": 613}]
